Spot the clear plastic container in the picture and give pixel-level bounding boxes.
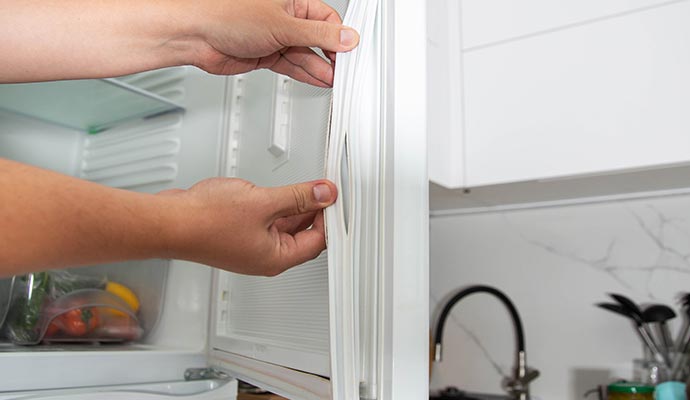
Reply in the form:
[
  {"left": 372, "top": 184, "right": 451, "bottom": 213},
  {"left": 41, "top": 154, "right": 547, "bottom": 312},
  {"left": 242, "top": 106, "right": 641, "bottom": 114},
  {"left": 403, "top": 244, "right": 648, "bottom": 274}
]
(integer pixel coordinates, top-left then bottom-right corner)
[{"left": 2, "top": 265, "right": 165, "bottom": 345}]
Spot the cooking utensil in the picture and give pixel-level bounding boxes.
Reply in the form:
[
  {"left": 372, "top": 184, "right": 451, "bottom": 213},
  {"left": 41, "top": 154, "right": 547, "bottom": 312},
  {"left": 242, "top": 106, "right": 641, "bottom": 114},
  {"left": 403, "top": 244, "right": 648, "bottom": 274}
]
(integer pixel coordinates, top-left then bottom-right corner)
[
  {"left": 596, "top": 302, "right": 667, "bottom": 365},
  {"left": 669, "top": 293, "right": 690, "bottom": 380},
  {"left": 642, "top": 304, "right": 677, "bottom": 359},
  {"left": 676, "top": 294, "right": 690, "bottom": 353},
  {"left": 608, "top": 293, "right": 666, "bottom": 362},
  {"left": 598, "top": 302, "right": 636, "bottom": 319},
  {"left": 609, "top": 293, "right": 645, "bottom": 320}
]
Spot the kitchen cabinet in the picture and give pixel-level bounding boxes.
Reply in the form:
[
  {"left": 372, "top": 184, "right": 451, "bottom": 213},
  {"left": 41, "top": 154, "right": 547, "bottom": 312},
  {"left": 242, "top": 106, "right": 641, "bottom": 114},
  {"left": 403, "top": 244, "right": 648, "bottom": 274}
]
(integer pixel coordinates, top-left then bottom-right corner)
[{"left": 428, "top": 0, "right": 690, "bottom": 195}]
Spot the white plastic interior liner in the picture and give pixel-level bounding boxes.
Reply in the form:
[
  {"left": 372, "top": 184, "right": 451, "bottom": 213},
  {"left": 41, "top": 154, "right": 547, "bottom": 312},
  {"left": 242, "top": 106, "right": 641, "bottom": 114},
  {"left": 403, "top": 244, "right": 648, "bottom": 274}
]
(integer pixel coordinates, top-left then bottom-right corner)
[
  {"left": 325, "top": 0, "right": 382, "bottom": 398},
  {"left": 215, "top": 70, "right": 333, "bottom": 377}
]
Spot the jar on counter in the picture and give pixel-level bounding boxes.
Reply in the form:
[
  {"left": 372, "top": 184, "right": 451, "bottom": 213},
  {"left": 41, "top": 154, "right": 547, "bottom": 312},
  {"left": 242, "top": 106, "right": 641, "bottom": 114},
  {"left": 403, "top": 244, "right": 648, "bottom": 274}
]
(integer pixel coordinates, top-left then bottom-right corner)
[{"left": 607, "top": 382, "right": 655, "bottom": 400}]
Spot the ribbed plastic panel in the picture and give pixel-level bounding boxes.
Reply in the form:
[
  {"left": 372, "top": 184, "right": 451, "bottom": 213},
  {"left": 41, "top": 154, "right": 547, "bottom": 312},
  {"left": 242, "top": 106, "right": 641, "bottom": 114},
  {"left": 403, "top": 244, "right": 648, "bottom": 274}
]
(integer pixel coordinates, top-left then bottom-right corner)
[
  {"left": 116, "top": 68, "right": 187, "bottom": 104},
  {"left": 234, "top": 73, "right": 331, "bottom": 186},
  {"left": 79, "top": 113, "right": 183, "bottom": 188},
  {"left": 79, "top": 69, "right": 187, "bottom": 189},
  {"left": 223, "top": 254, "right": 329, "bottom": 353}
]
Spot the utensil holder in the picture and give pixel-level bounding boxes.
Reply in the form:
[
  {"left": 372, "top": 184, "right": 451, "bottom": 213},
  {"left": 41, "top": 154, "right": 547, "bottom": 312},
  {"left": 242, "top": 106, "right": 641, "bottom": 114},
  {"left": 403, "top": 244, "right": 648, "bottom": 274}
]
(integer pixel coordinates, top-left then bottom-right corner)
[{"left": 633, "top": 358, "right": 670, "bottom": 385}]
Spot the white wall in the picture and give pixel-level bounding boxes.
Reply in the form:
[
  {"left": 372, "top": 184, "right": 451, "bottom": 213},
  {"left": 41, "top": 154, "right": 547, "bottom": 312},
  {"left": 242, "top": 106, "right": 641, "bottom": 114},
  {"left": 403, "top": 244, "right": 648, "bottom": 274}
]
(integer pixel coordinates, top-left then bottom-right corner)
[{"left": 430, "top": 193, "right": 690, "bottom": 399}]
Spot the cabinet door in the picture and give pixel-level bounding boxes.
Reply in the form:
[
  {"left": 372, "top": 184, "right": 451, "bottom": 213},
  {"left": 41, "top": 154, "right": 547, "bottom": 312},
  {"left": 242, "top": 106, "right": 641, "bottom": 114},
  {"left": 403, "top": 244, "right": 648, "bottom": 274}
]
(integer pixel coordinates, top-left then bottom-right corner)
[
  {"left": 207, "top": 0, "right": 428, "bottom": 399},
  {"left": 429, "top": 0, "right": 690, "bottom": 188},
  {"left": 464, "top": 1, "right": 690, "bottom": 187}
]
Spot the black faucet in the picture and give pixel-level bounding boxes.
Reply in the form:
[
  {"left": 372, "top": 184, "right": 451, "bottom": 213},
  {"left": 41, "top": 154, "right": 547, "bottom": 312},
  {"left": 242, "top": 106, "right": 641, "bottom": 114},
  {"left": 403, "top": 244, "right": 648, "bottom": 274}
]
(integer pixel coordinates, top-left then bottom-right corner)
[{"left": 432, "top": 285, "right": 539, "bottom": 400}]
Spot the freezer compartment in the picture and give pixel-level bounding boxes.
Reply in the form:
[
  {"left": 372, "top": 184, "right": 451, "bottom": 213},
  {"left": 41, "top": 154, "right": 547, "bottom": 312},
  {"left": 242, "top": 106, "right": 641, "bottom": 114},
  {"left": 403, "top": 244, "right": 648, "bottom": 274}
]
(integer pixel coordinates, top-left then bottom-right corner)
[{"left": 1, "top": 262, "right": 166, "bottom": 345}]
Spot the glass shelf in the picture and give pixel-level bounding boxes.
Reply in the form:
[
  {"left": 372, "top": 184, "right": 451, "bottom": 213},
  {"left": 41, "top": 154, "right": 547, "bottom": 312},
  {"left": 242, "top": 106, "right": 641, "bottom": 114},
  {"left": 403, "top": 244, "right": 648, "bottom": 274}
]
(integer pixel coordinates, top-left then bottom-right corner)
[{"left": 0, "top": 78, "right": 184, "bottom": 134}]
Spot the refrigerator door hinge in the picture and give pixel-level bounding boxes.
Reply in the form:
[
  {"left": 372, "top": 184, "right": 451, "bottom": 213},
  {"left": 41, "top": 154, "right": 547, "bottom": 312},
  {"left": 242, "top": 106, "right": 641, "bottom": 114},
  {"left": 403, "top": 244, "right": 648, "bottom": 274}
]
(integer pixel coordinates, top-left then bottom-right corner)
[{"left": 184, "top": 367, "right": 230, "bottom": 381}]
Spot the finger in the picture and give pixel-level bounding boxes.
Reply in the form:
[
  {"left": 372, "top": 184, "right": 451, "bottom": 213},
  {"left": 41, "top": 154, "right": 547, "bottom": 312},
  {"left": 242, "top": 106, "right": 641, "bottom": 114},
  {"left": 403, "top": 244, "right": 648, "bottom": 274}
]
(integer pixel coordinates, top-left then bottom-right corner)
[
  {"left": 274, "top": 47, "right": 334, "bottom": 87},
  {"left": 291, "top": 0, "right": 342, "bottom": 63},
  {"left": 293, "top": 0, "right": 343, "bottom": 24},
  {"left": 273, "top": 211, "right": 318, "bottom": 235},
  {"left": 263, "top": 180, "right": 337, "bottom": 220},
  {"left": 281, "top": 19, "right": 359, "bottom": 53},
  {"left": 214, "top": 53, "right": 280, "bottom": 76},
  {"left": 274, "top": 212, "right": 327, "bottom": 273},
  {"left": 282, "top": 47, "right": 333, "bottom": 83},
  {"left": 269, "top": 52, "right": 332, "bottom": 87},
  {"left": 295, "top": 0, "right": 343, "bottom": 61}
]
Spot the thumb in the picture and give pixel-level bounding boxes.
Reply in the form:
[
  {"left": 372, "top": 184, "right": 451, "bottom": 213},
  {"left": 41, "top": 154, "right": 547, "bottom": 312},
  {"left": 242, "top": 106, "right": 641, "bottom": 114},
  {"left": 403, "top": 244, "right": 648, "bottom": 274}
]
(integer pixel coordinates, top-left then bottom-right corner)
[
  {"left": 265, "top": 180, "right": 338, "bottom": 219},
  {"left": 285, "top": 19, "right": 360, "bottom": 52}
]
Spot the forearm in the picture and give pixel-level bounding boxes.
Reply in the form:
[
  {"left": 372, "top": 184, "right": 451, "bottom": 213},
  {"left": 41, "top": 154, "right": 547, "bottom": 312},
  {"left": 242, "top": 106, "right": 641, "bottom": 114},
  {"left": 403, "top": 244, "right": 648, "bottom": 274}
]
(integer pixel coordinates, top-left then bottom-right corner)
[
  {"left": 0, "top": 0, "right": 199, "bottom": 83},
  {"left": 0, "top": 159, "right": 175, "bottom": 276}
]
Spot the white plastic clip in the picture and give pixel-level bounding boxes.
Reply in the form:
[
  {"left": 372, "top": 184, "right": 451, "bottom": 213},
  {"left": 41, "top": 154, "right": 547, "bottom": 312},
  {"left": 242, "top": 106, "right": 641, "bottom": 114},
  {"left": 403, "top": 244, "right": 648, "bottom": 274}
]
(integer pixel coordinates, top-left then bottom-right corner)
[{"left": 269, "top": 75, "right": 292, "bottom": 158}]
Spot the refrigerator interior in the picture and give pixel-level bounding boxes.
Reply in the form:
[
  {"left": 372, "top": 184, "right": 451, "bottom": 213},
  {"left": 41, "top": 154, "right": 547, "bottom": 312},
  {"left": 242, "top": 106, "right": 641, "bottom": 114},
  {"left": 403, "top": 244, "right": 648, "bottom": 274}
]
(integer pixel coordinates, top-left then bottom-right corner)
[
  {"left": 0, "top": 68, "right": 198, "bottom": 347},
  {"left": 0, "top": 67, "right": 225, "bottom": 391},
  {"left": 0, "top": 5, "right": 347, "bottom": 392},
  {"left": 0, "top": 70, "right": 331, "bottom": 391}
]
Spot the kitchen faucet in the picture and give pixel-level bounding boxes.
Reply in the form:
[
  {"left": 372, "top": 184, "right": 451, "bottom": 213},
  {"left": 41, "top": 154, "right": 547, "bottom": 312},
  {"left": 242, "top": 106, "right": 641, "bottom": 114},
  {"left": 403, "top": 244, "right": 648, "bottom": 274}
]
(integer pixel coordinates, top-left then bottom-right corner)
[{"left": 433, "top": 285, "right": 539, "bottom": 400}]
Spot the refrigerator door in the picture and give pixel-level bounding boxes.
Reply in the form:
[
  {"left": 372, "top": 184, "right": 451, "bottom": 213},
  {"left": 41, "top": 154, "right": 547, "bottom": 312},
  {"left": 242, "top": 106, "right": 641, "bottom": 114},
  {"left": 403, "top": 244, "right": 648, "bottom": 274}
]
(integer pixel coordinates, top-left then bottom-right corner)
[{"left": 207, "top": 0, "right": 428, "bottom": 399}]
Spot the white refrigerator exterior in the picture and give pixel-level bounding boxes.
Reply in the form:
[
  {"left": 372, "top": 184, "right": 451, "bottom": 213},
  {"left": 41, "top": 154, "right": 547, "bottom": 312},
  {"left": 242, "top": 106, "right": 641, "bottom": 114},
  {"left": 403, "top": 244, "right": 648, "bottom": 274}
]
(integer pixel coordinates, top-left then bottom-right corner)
[{"left": 0, "top": 0, "right": 427, "bottom": 399}]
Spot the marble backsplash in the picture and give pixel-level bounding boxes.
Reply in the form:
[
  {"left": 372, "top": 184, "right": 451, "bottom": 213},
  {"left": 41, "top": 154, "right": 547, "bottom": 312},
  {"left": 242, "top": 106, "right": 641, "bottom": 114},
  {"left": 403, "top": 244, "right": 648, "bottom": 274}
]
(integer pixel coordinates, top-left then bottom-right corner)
[{"left": 429, "top": 193, "right": 690, "bottom": 399}]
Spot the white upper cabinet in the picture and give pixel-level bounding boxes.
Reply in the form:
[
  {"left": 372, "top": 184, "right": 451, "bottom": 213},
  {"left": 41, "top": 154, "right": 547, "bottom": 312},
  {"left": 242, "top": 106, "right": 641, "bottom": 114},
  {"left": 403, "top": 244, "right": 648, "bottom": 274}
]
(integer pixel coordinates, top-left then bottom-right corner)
[{"left": 428, "top": 0, "right": 690, "bottom": 189}]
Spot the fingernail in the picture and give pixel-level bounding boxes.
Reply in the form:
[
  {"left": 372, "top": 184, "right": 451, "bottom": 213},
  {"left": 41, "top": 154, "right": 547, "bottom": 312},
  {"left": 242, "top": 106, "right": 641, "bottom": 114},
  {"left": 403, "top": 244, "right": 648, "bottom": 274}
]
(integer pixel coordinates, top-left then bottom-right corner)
[
  {"left": 340, "top": 29, "right": 356, "bottom": 47},
  {"left": 313, "top": 184, "right": 332, "bottom": 203}
]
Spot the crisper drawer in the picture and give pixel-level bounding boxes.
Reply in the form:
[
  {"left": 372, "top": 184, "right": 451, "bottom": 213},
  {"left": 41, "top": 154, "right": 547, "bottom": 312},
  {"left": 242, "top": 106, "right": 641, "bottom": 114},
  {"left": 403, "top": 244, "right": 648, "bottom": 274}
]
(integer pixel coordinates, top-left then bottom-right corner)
[{"left": 0, "top": 263, "right": 166, "bottom": 345}]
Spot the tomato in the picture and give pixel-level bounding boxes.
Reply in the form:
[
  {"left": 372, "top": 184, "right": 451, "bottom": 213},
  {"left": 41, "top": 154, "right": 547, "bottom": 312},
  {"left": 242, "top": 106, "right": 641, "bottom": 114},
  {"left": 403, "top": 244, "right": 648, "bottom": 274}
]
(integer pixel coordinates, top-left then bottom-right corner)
[
  {"left": 44, "top": 321, "right": 60, "bottom": 338},
  {"left": 58, "top": 308, "right": 101, "bottom": 337},
  {"left": 85, "top": 308, "right": 101, "bottom": 331}
]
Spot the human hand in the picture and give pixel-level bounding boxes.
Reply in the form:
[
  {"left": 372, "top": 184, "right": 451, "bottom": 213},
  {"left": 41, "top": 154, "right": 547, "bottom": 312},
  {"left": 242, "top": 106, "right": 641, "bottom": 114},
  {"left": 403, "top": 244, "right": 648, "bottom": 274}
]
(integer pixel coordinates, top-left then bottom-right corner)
[
  {"left": 159, "top": 178, "right": 337, "bottom": 276},
  {"left": 189, "top": 0, "right": 360, "bottom": 87}
]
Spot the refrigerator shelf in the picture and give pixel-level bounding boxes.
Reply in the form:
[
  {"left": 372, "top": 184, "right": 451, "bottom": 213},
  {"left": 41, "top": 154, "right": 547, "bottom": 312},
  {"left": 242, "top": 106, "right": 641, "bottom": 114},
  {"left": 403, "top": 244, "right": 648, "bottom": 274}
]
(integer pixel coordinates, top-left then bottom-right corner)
[{"left": 0, "top": 78, "right": 184, "bottom": 134}]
